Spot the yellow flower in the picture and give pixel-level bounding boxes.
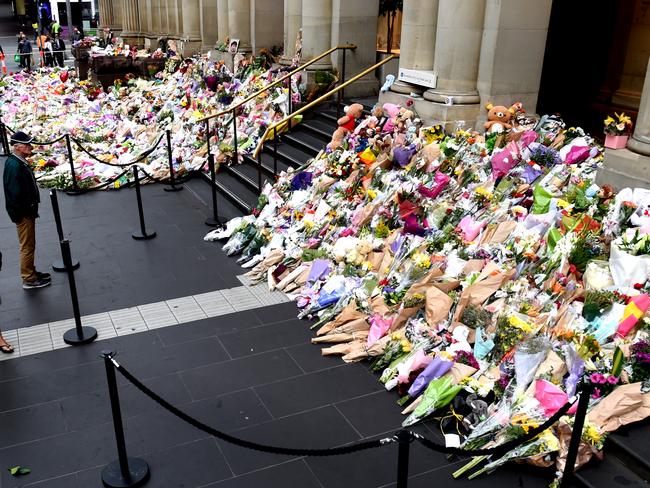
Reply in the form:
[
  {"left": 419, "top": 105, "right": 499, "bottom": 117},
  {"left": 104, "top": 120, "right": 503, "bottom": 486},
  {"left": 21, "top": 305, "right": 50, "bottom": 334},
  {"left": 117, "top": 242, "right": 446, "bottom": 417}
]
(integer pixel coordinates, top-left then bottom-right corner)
[
  {"left": 304, "top": 220, "right": 315, "bottom": 230},
  {"left": 509, "top": 315, "right": 533, "bottom": 333},
  {"left": 412, "top": 252, "right": 431, "bottom": 269},
  {"left": 475, "top": 187, "right": 493, "bottom": 200},
  {"left": 37, "top": 159, "right": 46, "bottom": 167},
  {"left": 556, "top": 199, "right": 570, "bottom": 209},
  {"left": 391, "top": 332, "right": 402, "bottom": 341},
  {"left": 367, "top": 189, "right": 377, "bottom": 200},
  {"left": 603, "top": 116, "right": 615, "bottom": 126},
  {"left": 616, "top": 112, "right": 632, "bottom": 125}
]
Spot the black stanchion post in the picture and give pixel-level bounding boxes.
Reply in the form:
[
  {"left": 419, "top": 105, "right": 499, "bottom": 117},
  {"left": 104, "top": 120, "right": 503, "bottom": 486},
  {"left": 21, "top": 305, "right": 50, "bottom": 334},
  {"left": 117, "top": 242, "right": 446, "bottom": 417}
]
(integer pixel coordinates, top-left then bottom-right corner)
[
  {"left": 65, "top": 134, "right": 82, "bottom": 196},
  {"left": 396, "top": 430, "right": 411, "bottom": 488},
  {"left": 131, "top": 166, "right": 157, "bottom": 240},
  {"left": 559, "top": 383, "right": 594, "bottom": 488},
  {"left": 0, "top": 122, "right": 8, "bottom": 155},
  {"left": 232, "top": 108, "right": 238, "bottom": 165},
  {"left": 163, "top": 129, "right": 183, "bottom": 192},
  {"left": 50, "top": 190, "right": 80, "bottom": 272},
  {"left": 273, "top": 126, "right": 278, "bottom": 179},
  {"left": 60, "top": 239, "right": 97, "bottom": 345},
  {"left": 101, "top": 351, "right": 150, "bottom": 488},
  {"left": 204, "top": 120, "right": 225, "bottom": 228}
]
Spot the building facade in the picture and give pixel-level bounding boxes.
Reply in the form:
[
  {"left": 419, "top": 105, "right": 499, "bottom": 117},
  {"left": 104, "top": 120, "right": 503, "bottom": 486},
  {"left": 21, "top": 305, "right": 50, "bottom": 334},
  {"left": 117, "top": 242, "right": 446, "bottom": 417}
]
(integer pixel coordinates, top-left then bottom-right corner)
[{"left": 98, "top": 0, "right": 650, "bottom": 188}]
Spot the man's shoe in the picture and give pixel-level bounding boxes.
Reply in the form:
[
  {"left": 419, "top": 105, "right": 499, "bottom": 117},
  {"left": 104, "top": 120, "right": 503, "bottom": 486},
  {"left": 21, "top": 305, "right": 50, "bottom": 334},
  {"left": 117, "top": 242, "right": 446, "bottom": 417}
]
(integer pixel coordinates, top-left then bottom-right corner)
[
  {"left": 36, "top": 271, "right": 51, "bottom": 280},
  {"left": 22, "top": 278, "right": 52, "bottom": 290}
]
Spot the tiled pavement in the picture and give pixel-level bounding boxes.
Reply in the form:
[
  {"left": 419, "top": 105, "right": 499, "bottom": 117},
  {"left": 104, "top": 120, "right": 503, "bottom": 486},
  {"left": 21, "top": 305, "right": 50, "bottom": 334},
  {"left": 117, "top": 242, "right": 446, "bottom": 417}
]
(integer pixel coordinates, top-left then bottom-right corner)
[{"left": 0, "top": 161, "right": 554, "bottom": 487}]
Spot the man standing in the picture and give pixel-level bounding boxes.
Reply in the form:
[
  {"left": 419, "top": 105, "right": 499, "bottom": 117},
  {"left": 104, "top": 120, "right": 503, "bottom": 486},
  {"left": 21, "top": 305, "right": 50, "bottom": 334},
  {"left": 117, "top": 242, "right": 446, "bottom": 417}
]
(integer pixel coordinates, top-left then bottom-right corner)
[
  {"left": 17, "top": 33, "right": 32, "bottom": 71},
  {"left": 52, "top": 34, "right": 65, "bottom": 68},
  {"left": 3, "top": 131, "right": 51, "bottom": 289}
]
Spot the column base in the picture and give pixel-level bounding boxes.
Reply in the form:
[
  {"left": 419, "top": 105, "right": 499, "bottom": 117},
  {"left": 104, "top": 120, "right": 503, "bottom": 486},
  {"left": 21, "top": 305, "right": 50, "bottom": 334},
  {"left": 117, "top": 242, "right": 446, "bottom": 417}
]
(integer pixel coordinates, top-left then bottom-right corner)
[
  {"left": 390, "top": 81, "right": 423, "bottom": 95},
  {"left": 627, "top": 135, "right": 650, "bottom": 157},
  {"left": 279, "top": 55, "right": 296, "bottom": 67},
  {"left": 120, "top": 32, "right": 143, "bottom": 48},
  {"left": 378, "top": 90, "right": 481, "bottom": 131},
  {"left": 423, "top": 89, "right": 480, "bottom": 105},
  {"left": 597, "top": 147, "right": 650, "bottom": 190},
  {"left": 179, "top": 38, "right": 202, "bottom": 56}
]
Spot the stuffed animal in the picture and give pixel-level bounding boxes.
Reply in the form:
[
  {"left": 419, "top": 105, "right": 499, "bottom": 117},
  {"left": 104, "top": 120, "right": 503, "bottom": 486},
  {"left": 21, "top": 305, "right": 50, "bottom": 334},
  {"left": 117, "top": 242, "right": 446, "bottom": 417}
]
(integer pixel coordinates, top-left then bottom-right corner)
[
  {"left": 484, "top": 102, "right": 521, "bottom": 134},
  {"left": 382, "top": 103, "right": 400, "bottom": 133},
  {"left": 327, "top": 103, "right": 364, "bottom": 150}
]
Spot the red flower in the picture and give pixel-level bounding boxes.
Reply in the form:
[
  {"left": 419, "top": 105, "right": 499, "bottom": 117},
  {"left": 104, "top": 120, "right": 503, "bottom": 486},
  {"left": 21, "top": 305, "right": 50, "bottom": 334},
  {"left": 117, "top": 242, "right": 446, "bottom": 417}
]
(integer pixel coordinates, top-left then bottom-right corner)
[
  {"left": 568, "top": 264, "right": 577, "bottom": 274},
  {"left": 634, "top": 283, "right": 644, "bottom": 290}
]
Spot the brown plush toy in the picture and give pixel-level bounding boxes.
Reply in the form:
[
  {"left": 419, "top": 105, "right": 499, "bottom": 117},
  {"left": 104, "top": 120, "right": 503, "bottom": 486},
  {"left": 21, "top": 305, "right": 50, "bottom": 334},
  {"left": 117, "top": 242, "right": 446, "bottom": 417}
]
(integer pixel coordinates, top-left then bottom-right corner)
[
  {"left": 327, "top": 103, "right": 364, "bottom": 150},
  {"left": 484, "top": 102, "right": 520, "bottom": 134}
]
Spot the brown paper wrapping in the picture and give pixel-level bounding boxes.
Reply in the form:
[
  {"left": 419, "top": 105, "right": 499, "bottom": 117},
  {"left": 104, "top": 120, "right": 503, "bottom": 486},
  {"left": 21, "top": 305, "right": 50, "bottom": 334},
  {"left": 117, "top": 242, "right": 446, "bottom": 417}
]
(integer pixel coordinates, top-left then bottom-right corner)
[
  {"left": 245, "top": 249, "right": 284, "bottom": 280},
  {"left": 401, "top": 396, "right": 423, "bottom": 415},
  {"left": 311, "top": 331, "right": 369, "bottom": 344},
  {"left": 328, "top": 317, "right": 371, "bottom": 336},
  {"left": 586, "top": 382, "right": 650, "bottom": 433},
  {"left": 316, "top": 302, "right": 366, "bottom": 336},
  {"left": 555, "top": 421, "right": 603, "bottom": 473},
  {"left": 321, "top": 340, "right": 365, "bottom": 357},
  {"left": 370, "top": 295, "right": 390, "bottom": 316},
  {"left": 340, "top": 334, "right": 393, "bottom": 362},
  {"left": 390, "top": 306, "right": 420, "bottom": 332},
  {"left": 425, "top": 287, "right": 453, "bottom": 327},
  {"left": 446, "top": 363, "right": 478, "bottom": 384},
  {"left": 460, "top": 262, "right": 514, "bottom": 307},
  {"left": 463, "top": 259, "right": 486, "bottom": 275}
]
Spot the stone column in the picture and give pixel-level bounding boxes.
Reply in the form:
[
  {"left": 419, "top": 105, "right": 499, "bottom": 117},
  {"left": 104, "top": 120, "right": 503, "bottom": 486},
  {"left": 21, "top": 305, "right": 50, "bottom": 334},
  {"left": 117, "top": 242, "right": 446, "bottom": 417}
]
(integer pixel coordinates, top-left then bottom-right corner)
[
  {"left": 280, "top": 0, "right": 302, "bottom": 65},
  {"left": 217, "top": 0, "right": 229, "bottom": 42},
  {"left": 201, "top": 0, "right": 219, "bottom": 52},
  {"left": 138, "top": 0, "right": 151, "bottom": 46},
  {"left": 476, "top": 0, "right": 552, "bottom": 119},
  {"left": 181, "top": 0, "right": 203, "bottom": 55},
  {"left": 300, "top": 0, "right": 332, "bottom": 69},
  {"left": 251, "top": 0, "right": 284, "bottom": 54},
  {"left": 424, "top": 0, "right": 485, "bottom": 105},
  {"left": 228, "top": 0, "right": 252, "bottom": 52},
  {"left": 112, "top": 0, "right": 124, "bottom": 32},
  {"left": 390, "top": 0, "right": 438, "bottom": 95},
  {"left": 167, "top": 0, "right": 180, "bottom": 36},
  {"left": 98, "top": 0, "right": 115, "bottom": 29},
  {"left": 628, "top": 57, "right": 650, "bottom": 156},
  {"left": 330, "top": 0, "right": 380, "bottom": 97},
  {"left": 121, "top": 0, "right": 142, "bottom": 46},
  {"left": 151, "top": 0, "right": 161, "bottom": 36}
]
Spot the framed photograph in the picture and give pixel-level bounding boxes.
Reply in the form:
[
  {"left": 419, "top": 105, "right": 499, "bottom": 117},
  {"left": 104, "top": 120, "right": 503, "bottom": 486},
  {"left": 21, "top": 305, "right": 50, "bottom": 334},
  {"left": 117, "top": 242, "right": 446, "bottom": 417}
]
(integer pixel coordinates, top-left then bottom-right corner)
[{"left": 228, "top": 39, "right": 240, "bottom": 54}]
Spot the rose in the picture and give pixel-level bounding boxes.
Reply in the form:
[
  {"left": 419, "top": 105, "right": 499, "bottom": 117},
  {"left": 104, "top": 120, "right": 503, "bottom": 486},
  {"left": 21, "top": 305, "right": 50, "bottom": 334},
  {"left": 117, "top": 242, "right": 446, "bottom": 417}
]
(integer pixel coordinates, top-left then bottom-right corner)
[
  {"left": 606, "top": 375, "right": 619, "bottom": 385},
  {"left": 589, "top": 373, "right": 606, "bottom": 384}
]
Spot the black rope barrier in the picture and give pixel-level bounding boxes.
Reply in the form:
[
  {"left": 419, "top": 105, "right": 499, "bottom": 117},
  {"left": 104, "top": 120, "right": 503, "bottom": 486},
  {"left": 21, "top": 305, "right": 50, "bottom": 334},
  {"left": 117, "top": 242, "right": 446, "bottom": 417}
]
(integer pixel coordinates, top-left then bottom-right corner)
[
  {"left": 414, "top": 393, "right": 576, "bottom": 458},
  {"left": 111, "top": 356, "right": 393, "bottom": 457},
  {"left": 71, "top": 134, "right": 165, "bottom": 168}
]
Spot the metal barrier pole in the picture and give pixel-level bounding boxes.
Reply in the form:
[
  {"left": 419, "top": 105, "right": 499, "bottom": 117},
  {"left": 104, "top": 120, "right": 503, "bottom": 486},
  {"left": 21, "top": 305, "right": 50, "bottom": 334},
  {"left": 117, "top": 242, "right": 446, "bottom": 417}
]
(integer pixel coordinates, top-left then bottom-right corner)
[
  {"left": 131, "top": 166, "right": 157, "bottom": 240},
  {"left": 163, "top": 129, "right": 183, "bottom": 192},
  {"left": 232, "top": 108, "right": 238, "bottom": 165},
  {"left": 337, "top": 49, "right": 347, "bottom": 119},
  {"left": 559, "top": 383, "right": 594, "bottom": 488},
  {"left": 101, "top": 351, "right": 150, "bottom": 488},
  {"left": 273, "top": 126, "right": 278, "bottom": 177},
  {"left": 287, "top": 77, "right": 293, "bottom": 131},
  {"left": 50, "top": 190, "right": 80, "bottom": 272},
  {"left": 396, "top": 430, "right": 411, "bottom": 488},
  {"left": 65, "top": 134, "right": 81, "bottom": 196},
  {"left": 205, "top": 119, "right": 223, "bottom": 227},
  {"left": 60, "top": 239, "right": 97, "bottom": 345},
  {"left": 0, "top": 122, "right": 8, "bottom": 155}
]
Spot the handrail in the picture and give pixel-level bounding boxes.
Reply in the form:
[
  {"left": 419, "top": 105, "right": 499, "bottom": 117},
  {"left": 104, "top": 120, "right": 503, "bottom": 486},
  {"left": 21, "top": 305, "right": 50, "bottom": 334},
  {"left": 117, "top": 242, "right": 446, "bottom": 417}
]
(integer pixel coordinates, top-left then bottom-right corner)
[
  {"left": 252, "top": 54, "right": 397, "bottom": 160},
  {"left": 198, "top": 44, "right": 357, "bottom": 122}
]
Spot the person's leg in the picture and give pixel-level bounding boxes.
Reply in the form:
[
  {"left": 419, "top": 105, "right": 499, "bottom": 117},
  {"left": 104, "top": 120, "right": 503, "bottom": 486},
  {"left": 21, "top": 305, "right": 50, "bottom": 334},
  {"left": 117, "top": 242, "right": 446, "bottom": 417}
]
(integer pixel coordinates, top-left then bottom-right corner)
[
  {"left": 16, "top": 217, "right": 37, "bottom": 283},
  {"left": 0, "top": 330, "right": 14, "bottom": 353}
]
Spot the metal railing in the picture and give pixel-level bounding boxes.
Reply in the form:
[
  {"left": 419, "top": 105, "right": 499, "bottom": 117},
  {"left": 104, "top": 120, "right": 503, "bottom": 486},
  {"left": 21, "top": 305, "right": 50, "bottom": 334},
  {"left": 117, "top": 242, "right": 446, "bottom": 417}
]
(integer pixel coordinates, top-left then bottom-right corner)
[{"left": 247, "top": 53, "right": 397, "bottom": 192}]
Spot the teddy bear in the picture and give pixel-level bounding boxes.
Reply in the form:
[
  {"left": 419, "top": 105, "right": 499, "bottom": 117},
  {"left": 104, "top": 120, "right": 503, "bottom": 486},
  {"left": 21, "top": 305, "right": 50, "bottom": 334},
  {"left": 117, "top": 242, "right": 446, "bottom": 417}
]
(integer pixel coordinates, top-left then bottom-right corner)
[
  {"left": 484, "top": 102, "right": 521, "bottom": 134},
  {"left": 381, "top": 103, "right": 400, "bottom": 133},
  {"left": 327, "top": 103, "right": 364, "bottom": 150}
]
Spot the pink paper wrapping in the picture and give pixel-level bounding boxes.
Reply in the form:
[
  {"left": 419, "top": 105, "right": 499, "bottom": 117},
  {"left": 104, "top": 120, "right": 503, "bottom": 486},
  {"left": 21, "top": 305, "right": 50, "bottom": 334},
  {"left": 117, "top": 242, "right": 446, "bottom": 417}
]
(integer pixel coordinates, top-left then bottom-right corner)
[
  {"left": 616, "top": 294, "right": 650, "bottom": 338},
  {"left": 417, "top": 172, "right": 451, "bottom": 199},
  {"left": 491, "top": 141, "right": 521, "bottom": 179},
  {"left": 457, "top": 216, "right": 487, "bottom": 242},
  {"left": 534, "top": 379, "right": 578, "bottom": 416},
  {"left": 563, "top": 145, "right": 590, "bottom": 165},
  {"left": 367, "top": 315, "right": 393, "bottom": 347}
]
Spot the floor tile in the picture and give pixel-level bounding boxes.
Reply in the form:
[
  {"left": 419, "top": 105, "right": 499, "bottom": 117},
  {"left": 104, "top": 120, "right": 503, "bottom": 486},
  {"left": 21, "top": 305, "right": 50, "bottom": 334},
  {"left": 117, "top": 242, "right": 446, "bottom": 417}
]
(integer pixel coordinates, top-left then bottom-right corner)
[
  {"left": 203, "top": 459, "right": 321, "bottom": 488},
  {"left": 284, "top": 342, "right": 343, "bottom": 373},
  {"left": 219, "top": 319, "right": 313, "bottom": 359},
  {"left": 0, "top": 401, "right": 68, "bottom": 449},
  {"left": 180, "top": 349, "right": 302, "bottom": 401},
  {"left": 155, "top": 311, "right": 261, "bottom": 347},
  {"left": 254, "top": 363, "right": 383, "bottom": 418},
  {"left": 217, "top": 406, "right": 360, "bottom": 475}
]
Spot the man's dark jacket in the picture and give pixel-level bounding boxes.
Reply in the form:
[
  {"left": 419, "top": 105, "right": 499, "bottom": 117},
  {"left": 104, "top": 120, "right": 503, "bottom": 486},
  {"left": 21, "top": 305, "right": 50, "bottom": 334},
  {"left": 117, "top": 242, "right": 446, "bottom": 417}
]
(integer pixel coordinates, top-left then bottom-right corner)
[{"left": 3, "top": 154, "right": 40, "bottom": 223}]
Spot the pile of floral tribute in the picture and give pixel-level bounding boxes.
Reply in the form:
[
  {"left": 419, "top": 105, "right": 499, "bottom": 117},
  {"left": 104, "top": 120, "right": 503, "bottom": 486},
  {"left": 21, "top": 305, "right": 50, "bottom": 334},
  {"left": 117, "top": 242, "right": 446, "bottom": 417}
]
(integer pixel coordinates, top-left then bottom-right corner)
[
  {"left": 0, "top": 54, "right": 300, "bottom": 189},
  {"left": 208, "top": 103, "right": 650, "bottom": 485}
]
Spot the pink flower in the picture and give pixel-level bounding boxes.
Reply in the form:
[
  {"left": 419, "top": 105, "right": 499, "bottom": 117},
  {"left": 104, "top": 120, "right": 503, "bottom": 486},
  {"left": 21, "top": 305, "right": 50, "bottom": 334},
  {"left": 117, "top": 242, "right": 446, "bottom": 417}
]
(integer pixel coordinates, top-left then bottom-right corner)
[
  {"left": 606, "top": 375, "right": 619, "bottom": 385},
  {"left": 592, "top": 388, "right": 602, "bottom": 399},
  {"left": 590, "top": 373, "right": 606, "bottom": 384}
]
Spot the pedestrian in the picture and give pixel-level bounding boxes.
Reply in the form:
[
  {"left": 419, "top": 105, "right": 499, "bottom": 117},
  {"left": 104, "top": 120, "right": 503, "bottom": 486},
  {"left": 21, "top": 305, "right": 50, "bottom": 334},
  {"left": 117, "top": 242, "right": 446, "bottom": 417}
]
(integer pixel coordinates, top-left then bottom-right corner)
[
  {"left": 51, "top": 19, "right": 61, "bottom": 36},
  {"left": 43, "top": 35, "right": 54, "bottom": 67},
  {"left": 0, "top": 251, "right": 15, "bottom": 354},
  {"left": 36, "top": 31, "right": 48, "bottom": 67},
  {"left": 52, "top": 34, "right": 65, "bottom": 68},
  {"left": 0, "top": 43, "right": 6, "bottom": 75},
  {"left": 2, "top": 131, "right": 51, "bottom": 290},
  {"left": 17, "top": 34, "right": 32, "bottom": 71},
  {"left": 72, "top": 26, "right": 83, "bottom": 43}
]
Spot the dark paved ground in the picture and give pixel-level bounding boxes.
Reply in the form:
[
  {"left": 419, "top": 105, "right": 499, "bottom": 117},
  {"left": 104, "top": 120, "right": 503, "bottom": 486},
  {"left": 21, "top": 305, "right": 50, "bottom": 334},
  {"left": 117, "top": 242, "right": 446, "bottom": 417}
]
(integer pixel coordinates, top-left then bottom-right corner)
[{"left": 0, "top": 157, "right": 555, "bottom": 487}]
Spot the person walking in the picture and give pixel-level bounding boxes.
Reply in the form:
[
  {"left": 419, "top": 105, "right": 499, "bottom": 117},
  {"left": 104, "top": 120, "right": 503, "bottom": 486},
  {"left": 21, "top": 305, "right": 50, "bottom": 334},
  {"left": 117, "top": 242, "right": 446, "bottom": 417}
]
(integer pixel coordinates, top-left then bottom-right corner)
[
  {"left": 52, "top": 34, "right": 65, "bottom": 68},
  {"left": 72, "top": 26, "right": 83, "bottom": 43},
  {"left": 3, "top": 131, "right": 51, "bottom": 290},
  {"left": 0, "top": 251, "right": 15, "bottom": 353},
  {"left": 0, "top": 43, "right": 6, "bottom": 75},
  {"left": 17, "top": 34, "right": 32, "bottom": 71},
  {"left": 43, "top": 35, "right": 54, "bottom": 67}
]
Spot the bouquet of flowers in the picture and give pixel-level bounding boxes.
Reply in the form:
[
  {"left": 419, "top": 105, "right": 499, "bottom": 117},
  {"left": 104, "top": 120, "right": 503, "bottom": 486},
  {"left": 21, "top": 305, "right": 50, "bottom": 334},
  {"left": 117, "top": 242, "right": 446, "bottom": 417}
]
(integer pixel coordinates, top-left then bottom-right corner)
[{"left": 604, "top": 112, "right": 633, "bottom": 136}]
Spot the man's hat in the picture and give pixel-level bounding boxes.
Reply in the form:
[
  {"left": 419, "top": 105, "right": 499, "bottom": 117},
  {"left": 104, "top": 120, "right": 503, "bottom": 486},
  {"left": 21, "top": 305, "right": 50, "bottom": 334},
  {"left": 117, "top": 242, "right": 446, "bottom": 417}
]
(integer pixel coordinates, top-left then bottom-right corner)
[{"left": 10, "top": 131, "right": 33, "bottom": 145}]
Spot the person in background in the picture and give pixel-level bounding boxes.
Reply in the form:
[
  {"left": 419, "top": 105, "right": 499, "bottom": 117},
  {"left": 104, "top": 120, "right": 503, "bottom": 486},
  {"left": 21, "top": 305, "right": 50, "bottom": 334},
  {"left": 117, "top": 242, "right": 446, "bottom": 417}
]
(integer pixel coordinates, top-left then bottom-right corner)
[
  {"left": 52, "top": 34, "right": 65, "bottom": 67},
  {"left": 0, "top": 251, "right": 15, "bottom": 353},
  {"left": 51, "top": 19, "right": 61, "bottom": 36},
  {"left": 2, "top": 131, "right": 51, "bottom": 290},
  {"left": 17, "top": 33, "right": 32, "bottom": 71},
  {"left": 43, "top": 35, "right": 54, "bottom": 67},
  {"left": 72, "top": 26, "right": 83, "bottom": 43}
]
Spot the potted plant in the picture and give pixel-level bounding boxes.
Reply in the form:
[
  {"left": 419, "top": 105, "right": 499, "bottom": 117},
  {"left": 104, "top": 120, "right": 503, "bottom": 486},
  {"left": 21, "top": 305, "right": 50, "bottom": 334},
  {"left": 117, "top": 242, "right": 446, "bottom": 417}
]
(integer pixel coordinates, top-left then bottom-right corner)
[{"left": 604, "top": 112, "right": 633, "bottom": 149}]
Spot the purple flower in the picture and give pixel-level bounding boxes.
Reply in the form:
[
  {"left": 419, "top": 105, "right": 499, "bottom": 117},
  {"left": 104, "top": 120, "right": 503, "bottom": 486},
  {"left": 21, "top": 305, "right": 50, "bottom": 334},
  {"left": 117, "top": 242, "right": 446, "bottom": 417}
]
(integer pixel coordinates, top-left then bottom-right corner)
[
  {"left": 590, "top": 373, "right": 606, "bottom": 384},
  {"left": 290, "top": 171, "right": 313, "bottom": 191},
  {"left": 606, "top": 375, "right": 619, "bottom": 385}
]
